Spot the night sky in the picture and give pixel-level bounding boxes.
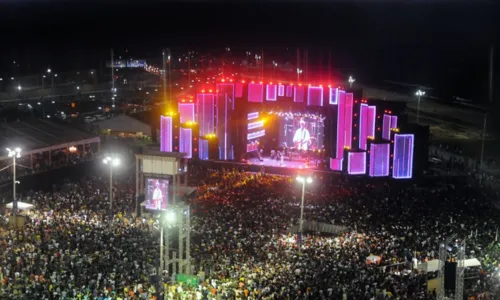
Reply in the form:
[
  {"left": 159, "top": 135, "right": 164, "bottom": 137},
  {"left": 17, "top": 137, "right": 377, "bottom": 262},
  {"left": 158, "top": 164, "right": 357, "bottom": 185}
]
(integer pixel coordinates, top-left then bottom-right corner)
[{"left": 0, "top": 0, "right": 498, "bottom": 101}]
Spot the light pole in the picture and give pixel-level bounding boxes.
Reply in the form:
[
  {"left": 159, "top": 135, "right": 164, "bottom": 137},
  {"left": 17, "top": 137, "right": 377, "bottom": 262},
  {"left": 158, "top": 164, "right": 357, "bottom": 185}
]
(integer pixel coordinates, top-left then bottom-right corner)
[
  {"left": 7, "top": 148, "right": 21, "bottom": 215},
  {"left": 348, "top": 76, "right": 355, "bottom": 89},
  {"left": 103, "top": 156, "right": 120, "bottom": 214},
  {"left": 296, "top": 68, "right": 303, "bottom": 82},
  {"left": 415, "top": 90, "right": 425, "bottom": 124},
  {"left": 159, "top": 210, "right": 176, "bottom": 274},
  {"left": 52, "top": 74, "right": 57, "bottom": 90},
  {"left": 296, "top": 175, "right": 312, "bottom": 252},
  {"left": 42, "top": 75, "right": 46, "bottom": 89}
]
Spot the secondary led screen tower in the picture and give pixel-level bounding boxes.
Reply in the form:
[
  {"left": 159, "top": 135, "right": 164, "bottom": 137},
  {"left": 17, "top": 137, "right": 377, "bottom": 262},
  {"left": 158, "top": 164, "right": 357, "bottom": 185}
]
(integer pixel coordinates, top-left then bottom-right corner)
[
  {"left": 217, "top": 89, "right": 233, "bottom": 160},
  {"left": 198, "top": 139, "right": 209, "bottom": 160},
  {"left": 382, "top": 114, "right": 398, "bottom": 140},
  {"left": 393, "top": 134, "right": 414, "bottom": 179},
  {"left": 307, "top": 86, "right": 324, "bottom": 106},
  {"left": 218, "top": 83, "right": 235, "bottom": 110},
  {"left": 278, "top": 84, "right": 285, "bottom": 97},
  {"left": 266, "top": 84, "right": 277, "bottom": 101},
  {"left": 294, "top": 86, "right": 305, "bottom": 103},
  {"left": 178, "top": 103, "right": 195, "bottom": 124},
  {"left": 196, "top": 93, "right": 215, "bottom": 136},
  {"left": 344, "top": 93, "right": 353, "bottom": 148},
  {"left": 347, "top": 152, "right": 367, "bottom": 175},
  {"left": 369, "top": 143, "right": 390, "bottom": 177},
  {"left": 160, "top": 116, "right": 173, "bottom": 152},
  {"left": 179, "top": 128, "right": 192, "bottom": 159},
  {"left": 248, "top": 83, "right": 264, "bottom": 103}
]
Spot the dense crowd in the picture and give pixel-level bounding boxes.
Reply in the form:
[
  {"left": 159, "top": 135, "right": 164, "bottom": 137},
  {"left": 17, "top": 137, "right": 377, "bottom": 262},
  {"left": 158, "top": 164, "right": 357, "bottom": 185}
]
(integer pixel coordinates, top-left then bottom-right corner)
[{"left": 0, "top": 163, "right": 499, "bottom": 299}]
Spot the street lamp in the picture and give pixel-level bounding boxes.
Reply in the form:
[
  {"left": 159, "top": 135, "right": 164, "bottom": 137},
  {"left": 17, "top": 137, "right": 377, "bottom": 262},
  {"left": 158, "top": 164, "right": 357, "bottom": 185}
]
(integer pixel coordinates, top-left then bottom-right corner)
[
  {"left": 7, "top": 148, "right": 21, "bottom": 215},
  {"left": 415, "top": 90, "right": 425, "bottom": 124},
  {"left": 103, "top": 156, "right": 120, "bottom": 214},
  {"left": 159, "top": 209, "right": 176, "bottom": 274},
  {"left": 296, "top": 175, "right": 313, "bottom": 252},
  {"left": 348, "top": 76, "right": 355, "bottom": 89},
  {"left": 47, "top": 68, "right": 51, "bottom": 74},
  {"left": 17, "top": 85, "right": 22, "bottom": 92}
]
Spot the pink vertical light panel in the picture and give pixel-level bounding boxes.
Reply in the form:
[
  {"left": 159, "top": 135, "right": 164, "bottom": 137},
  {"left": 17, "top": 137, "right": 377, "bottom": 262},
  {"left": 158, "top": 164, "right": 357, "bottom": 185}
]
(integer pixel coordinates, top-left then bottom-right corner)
[
  {"left": 266, "top": 84, "right": 277, "bottom": 101},
  {"left": 235, "top": 82, "right": 243, "bottom": 98},
  {"left": 196, "top": 93, "right": 215, "bottom": 136},
  {"left": 347, "top": 152, "right": 367, "bottom": 175},
  {"left": 336, "top": 90, "right": 346, "bottom": 160},
  {"left": 179, "top": 127, "right": 192, "bottom": 158},
  {"left": 248, "top": 83, "right": 264, "bottom": 103},
  {"left": 178, "top": 103, "right": 195, "bottom": 124},
  {"left": 391, "top": 116, "right": 398, "bottom": 129},
  {"left": 199, "top": 139, "right": 209, "bottom": 160},
  {"left": 160, "top": 115, "right": 173, "bottom": 152},
  {"left": 286, "top": 85, "right": 293, "bottom": 97},
  {"left": 369, "top": 143, "right": 390, "bottom": 177},
  {"left": 367, "top": 106, "right": 376, "bottom": 139},
  {"left": 329, "top": 158, "right": 343, "bottom": 171},
  {"left": 344, "top": 93, "right": 353, "bottom": 148},
  {"left": 329, "top": 87, "right": 339, "bottom": 105},
  {"left": 294, "top": 86, "right": 305, "bottom": 102},
  {"left": 382, "top": 114, "right": 391, "bottom": 140},
  {"left": 393, "top": 134, "right": 414, "bottom": 179},
  {"left": 359, "top": 104, "right": 368, "bottom": 150},
  {"left": 217, "top": 83, "right": 235, "bottom": 110},
  {"left": 278, "top": 84, "right": 285, "bottom": 97},
  {"left": 307, "top": 86, "right": 324, "bottom": 106}
]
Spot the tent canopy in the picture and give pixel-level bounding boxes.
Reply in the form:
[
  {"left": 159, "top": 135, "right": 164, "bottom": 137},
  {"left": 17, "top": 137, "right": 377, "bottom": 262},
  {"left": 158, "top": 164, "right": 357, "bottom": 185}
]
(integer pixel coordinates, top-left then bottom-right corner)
[{"left": 6, "top": 201, "right": 34, "bottom": 210}]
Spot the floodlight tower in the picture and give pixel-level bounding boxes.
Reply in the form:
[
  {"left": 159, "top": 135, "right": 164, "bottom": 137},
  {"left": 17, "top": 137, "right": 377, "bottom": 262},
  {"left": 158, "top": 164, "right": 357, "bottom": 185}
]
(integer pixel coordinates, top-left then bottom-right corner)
[
  {"left": 415, "top": 89, "right": 425, "bottom": 124},
  {"left": 6, "top": 147, "right": 21, "bottom": 215}
]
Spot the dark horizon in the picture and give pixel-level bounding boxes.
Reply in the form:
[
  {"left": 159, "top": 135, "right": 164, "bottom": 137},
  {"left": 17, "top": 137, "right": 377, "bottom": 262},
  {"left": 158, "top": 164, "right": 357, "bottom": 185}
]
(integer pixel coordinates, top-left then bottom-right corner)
[{"left": 1, "top": 1, "right": 498, "bottom": 102}]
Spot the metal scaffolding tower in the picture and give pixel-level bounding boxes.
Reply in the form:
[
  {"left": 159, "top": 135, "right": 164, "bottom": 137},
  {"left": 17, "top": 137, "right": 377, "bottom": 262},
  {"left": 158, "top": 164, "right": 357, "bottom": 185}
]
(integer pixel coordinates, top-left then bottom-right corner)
[
  {"left": 159, "top": 202, "right": 192, "bottom": 277},
  {"left": 455, "top": 240, "right": 466, "bottom": 300},
  {"left": 438, "top": 234, "right": 456, "bottom": 300}
]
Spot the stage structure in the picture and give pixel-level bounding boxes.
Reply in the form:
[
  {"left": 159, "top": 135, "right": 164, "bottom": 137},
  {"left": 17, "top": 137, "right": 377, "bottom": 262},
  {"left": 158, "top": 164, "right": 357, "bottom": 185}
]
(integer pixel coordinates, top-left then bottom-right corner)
[
  {"left": 135, "top": 146, "right": 193, "bottom": 275},
  {"left": 160, "top": 78, "right": 423, "bottom": 179}
]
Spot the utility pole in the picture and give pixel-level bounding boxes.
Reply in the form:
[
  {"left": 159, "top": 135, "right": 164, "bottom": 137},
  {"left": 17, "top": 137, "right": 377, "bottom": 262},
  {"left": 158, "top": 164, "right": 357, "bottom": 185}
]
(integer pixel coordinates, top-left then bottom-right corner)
[
  {"left": 480, "top": 45, "right": 494, "bottom": 170},
  {"left": 111, "top": 49, "right": 115, "bottom": 93},
  {"left": 261, "top": 48, "right": 264, "bottom": 82},
  {"left": 163, "top": 49, "right": 168, "bottom": 105},
  {"left": 296, "top": 48, "right": 301, "bottom": 83}
]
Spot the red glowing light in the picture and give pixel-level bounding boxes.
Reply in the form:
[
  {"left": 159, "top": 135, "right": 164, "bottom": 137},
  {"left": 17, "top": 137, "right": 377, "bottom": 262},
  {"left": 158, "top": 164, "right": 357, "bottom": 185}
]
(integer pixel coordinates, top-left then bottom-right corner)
[
  {"left": 270, "top": 82, "right": 273, "bottom": 85},
  {"left": 181, "top": 99, "right": 185, "bottom": 102},
  {"left": 209, "top": 89, "right": 213, "bottom": 93},
  {"left": 328, "top": 85, "right": 331, "bottom": 88},
  {"left": 242, "top": 80, "right": 246, "bottom": 83},
  {"left": 319, "top": 85, "right": 323, "bottom": 87},
  {"left": 175, "top": 136, "right": 178, "bottom": 139},
  {"left": 259, "top": 81, "right": 263, "bottom": 84},
  {"left": 251, "top": 81, "right": 254, "bottom": 84},
  {"left": 229, "top": 79, "right": 233, "bottom": 82},
  {"left": 201, "top": 89, "right": 205, "bottom": 93}
]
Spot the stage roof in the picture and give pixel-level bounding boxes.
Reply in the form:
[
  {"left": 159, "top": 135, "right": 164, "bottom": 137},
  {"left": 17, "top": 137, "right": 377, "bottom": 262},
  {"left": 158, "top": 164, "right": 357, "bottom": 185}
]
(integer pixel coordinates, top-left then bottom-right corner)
[
  {"left": 0, "top": 119, "right": 99, "bottom": 158},
  {"left": 96, "top": 114, "right": 151, "bottom": 135}
]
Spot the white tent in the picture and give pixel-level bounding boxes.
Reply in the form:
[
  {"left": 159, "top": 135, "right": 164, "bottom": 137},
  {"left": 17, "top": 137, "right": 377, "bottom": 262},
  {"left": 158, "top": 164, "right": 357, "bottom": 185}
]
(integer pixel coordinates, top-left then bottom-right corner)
[
  {"left": 6, "top": 201, "right": 34, "bottom": 210},
  {"left": 417, "top": 258, "right": 481, "bottom": 273}
]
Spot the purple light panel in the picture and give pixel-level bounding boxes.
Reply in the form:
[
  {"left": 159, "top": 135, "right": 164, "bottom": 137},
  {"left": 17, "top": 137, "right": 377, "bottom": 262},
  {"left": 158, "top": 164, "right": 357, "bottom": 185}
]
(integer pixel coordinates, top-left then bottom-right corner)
[
  {"left": 160, "top": 116, "right": 173, "bottom": 152},
  {"left": 347, "top": 152, "right": 367, "bottom": 175},
  {"left": 196, "top": 93, "right": 215, "bottom": 136},
  {"left": 235, "top": 82, "right": 243, "bottom": 98},
  {"left": 179, "top": 127, "right": 192, "bottom": 158},
  {"left": 286, "top": 85, "right": 293, "bottom": 97},
  {"left": 369, "top": 143, "right": 390, "bottom": 177},
  {"left": 382, "top": 114, "right": 391, "bottom": 140},
  {"left": 247, "top": 130, "right": 265, "bottom": 140},
  {"left": 336, "top": 90, "right": 346, "bottom": 159},
  {"left": 329, "top": 158, "right": 343, "bottom": 171},
  {"left": 266, "top": 84, "right": 277, "bottom": 101},
  {"left": 367, "top": 106, "right": 376, "bottom": 139},
  {"left": 329, "top": 87, "right": 339, "bottom": 105},
  {"left": 359, "top": 104, "right": 368, "bottom": 150},
  {"left": 393, "top": 134, "right": 414, "bottom": 179},
  {"left": 178, "top": 103, "right": 195, "bottom": 124},
  {"left": 247, "top": 112, "right": 259, "bottom": 120},
  {"left": 217, "top": 83, "right": 235, "bottom": 110},
  {"left": 294, "top": 86, "right": 305, "bottom": 103},
  {"left": 344, "top": 93, "right": 353, "bottom": 148},
  {"left": 391, "top": 115, "right": 398, "bottom": 129},
  {"left": 247, "top": 120, "right": 264, "bottom": 130},
  {"left": 248, "top": 83, "right": 264, "bottom": 103},
  {"left": 278, "top": 84, "right": 285, "bottom": 97},
  {"left": 199, "top": 139, "right": 209, "bottom": 160},
  {"left": 307, "top": 86, "right": 324, "bottom": 106}
]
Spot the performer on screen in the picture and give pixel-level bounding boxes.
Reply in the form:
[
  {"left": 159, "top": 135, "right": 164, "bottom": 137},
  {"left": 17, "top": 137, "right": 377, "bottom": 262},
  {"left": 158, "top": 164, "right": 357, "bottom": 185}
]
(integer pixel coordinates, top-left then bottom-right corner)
[
  {"left": 152, "top": 182, "right": 163, "bottom": 209},
  {"left": 293, "top": 118, "right": 311, "bottom": 151}
]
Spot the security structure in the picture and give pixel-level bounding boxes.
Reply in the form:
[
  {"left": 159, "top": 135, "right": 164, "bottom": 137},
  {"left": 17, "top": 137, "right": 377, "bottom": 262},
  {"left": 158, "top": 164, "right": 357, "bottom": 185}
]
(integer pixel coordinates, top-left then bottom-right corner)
[{"left": 135, "top": 146, "right": 193, "bottom": 275}]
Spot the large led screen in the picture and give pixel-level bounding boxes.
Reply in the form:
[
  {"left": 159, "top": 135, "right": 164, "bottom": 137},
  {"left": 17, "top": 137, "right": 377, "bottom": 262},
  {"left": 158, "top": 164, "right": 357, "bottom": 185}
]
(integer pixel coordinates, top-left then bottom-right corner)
[
  {"left": 279, "top": 114, "right": 324, "bottom": 151},
  {"left": 369, "top": 143, "right": 390, "bottom": 177},
  {"left": 393, "top": 134, "right": 414, "bottom": 179},
  {"left": 145, "top": 178, "right": 170, "bottom": 210}
]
